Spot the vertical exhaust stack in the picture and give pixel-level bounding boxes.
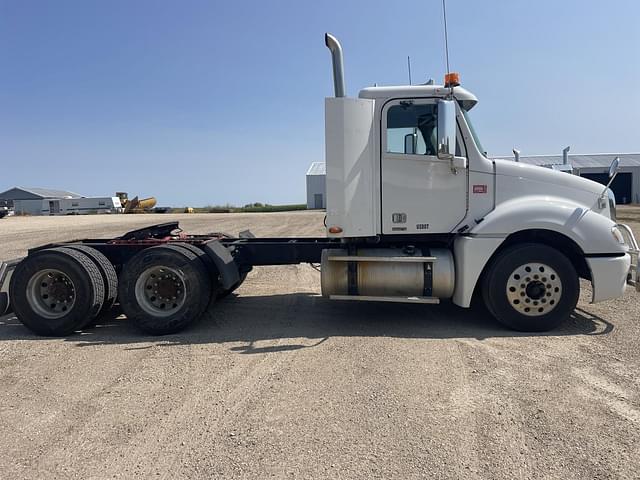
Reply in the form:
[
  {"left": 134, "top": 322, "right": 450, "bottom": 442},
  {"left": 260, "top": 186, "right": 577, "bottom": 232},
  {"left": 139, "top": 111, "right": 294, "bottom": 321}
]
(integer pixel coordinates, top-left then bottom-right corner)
[
  {"left": 563, "top": 146, "right": 570, "bottom": 165},
  {"left": 513, "top": 148, "right": 520, "bottom": 162},
  {"left": 325, "top": 33, "right": 345, "bottom": 98}
]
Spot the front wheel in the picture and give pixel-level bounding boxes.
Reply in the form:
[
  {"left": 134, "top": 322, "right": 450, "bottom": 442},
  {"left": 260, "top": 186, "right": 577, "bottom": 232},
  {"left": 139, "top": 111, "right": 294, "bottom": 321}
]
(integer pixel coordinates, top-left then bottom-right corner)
[{"left": 481, "top": 243, "right": 579, "bottom": 332}]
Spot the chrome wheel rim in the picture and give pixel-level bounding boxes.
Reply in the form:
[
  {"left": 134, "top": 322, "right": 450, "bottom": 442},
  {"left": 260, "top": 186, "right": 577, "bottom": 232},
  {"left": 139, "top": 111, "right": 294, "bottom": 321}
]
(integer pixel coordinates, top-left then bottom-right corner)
[
  {"left": 506, "top": 263, "right": 562, "bottom": 317},
  {"left": 134, "top": 266, "right": 186, "bottom": 317},
  {"left": 26, "top": 269, "right": 76, "bottom": 319}
]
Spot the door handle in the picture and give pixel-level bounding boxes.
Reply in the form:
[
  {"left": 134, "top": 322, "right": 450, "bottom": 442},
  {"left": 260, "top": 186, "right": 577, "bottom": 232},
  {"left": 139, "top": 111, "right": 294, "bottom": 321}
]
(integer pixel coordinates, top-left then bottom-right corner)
[{"left": 450, "top": 156, "right": 467, "bottom": 173}]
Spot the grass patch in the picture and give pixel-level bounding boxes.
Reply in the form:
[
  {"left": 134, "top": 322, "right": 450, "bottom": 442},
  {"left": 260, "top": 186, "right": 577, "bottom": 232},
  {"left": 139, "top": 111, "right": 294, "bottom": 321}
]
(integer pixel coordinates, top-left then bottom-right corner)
[{"left": 172, "top": 203, "right": 309, "bottom": 214}]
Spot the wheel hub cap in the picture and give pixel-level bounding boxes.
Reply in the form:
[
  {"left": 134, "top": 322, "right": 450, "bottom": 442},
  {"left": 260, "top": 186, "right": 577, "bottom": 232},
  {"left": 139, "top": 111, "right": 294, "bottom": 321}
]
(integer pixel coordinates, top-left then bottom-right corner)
[
  {"left": 26, "top": 269, "right": 76, "bottom": 319},
  {"left": 525, "top": 281, "right": 546, "bottom": 300},
  {"left": 506, "top": 262, "right": 562, "bottom": 317},
  {"left": 135, "top": 266, "right": 186, "bottom": 317}
]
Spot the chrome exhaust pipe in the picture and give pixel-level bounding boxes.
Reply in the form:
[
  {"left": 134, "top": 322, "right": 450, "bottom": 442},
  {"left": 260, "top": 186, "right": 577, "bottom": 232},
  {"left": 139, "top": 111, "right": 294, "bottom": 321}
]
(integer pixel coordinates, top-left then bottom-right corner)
[{"left": 325, "top": 33, "right": 345, "bottom": 97}]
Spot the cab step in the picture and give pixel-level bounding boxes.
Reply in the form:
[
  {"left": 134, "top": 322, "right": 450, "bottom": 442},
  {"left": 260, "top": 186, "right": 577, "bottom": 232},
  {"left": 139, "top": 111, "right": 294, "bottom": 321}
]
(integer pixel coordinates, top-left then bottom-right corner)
[
  {"left": 327, "top": 255, "right": 436, "bottom": 263},
  {"left": 329, "top": 294, "right": 440, "bottom": 304}
]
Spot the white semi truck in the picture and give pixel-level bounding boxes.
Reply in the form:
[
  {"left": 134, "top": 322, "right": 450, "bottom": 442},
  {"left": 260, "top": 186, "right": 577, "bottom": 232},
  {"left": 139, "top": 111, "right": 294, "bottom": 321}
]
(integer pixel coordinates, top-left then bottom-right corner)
[{"left": 0, "top": 33, "right": 637, "bottom": 336}]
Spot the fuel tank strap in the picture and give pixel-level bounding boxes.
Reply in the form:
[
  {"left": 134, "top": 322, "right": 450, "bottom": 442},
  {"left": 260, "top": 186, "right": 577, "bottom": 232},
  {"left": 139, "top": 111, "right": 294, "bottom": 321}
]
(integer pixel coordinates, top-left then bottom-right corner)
[
  {"left": 347, "top": 245, "right": 358, "bottom": 295},
  {"left": 347, "top": 261, "right": 358, "bottom": 295},
  {"left": 423, "top": 262, "right": 433, "bottom": 297}
]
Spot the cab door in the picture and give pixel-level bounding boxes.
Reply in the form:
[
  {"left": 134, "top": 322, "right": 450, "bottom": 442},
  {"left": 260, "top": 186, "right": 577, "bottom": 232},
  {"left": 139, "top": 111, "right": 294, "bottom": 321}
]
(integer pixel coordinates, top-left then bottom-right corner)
[{"left": 381, "top": 99, "right": 468, "bottom": 234}]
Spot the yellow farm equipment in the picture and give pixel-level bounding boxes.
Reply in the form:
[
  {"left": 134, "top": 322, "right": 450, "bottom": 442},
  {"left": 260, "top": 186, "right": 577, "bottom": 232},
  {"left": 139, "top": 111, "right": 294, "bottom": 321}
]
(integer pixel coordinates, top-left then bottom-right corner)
[{"left": 117, "top": 192, "right": 158, "bottom": 214}]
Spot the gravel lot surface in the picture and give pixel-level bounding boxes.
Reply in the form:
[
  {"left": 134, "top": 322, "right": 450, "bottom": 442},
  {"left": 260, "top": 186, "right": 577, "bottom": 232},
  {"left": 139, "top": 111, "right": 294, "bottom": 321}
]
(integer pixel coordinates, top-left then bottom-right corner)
[{"left": 0, "top": 209, "right": 639, "bottom": 479}]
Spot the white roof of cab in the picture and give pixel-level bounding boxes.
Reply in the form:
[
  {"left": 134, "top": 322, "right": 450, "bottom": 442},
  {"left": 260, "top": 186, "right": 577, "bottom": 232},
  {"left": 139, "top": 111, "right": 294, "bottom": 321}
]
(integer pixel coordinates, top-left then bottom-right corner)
[{"left": 358, "top": 85, "right": 478, "bottom": 110}]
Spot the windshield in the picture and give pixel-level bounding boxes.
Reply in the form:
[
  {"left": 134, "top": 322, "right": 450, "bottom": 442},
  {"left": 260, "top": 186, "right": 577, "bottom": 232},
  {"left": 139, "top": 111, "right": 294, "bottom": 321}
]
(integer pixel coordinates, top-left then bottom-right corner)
[{"left": 460, "top": 107, "right": 486, "bottom": 156}]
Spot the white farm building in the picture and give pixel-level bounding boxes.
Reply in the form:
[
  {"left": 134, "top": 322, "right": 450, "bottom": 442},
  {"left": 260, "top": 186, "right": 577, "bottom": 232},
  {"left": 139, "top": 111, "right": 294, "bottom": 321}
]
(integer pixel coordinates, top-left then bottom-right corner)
[{"left": 0, "top": 187, "right": 122, "bottom": 215}]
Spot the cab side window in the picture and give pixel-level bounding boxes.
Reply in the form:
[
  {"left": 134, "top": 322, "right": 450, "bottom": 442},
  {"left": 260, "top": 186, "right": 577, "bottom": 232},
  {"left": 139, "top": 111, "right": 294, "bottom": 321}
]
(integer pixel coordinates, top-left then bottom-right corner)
[{"left": 386, "top": 103, "right": 438, "bottom": 155}]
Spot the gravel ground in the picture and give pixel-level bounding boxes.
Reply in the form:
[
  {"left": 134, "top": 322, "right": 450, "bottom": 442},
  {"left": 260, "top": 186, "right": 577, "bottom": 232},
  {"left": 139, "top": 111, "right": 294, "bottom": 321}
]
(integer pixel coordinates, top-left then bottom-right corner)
[{"left": 0, "top": 209, "right": 639, "bottom": 479}]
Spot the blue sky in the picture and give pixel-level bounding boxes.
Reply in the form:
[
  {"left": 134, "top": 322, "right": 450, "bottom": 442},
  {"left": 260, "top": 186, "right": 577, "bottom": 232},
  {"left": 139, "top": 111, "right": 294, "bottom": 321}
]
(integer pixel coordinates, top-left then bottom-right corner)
[{"left": 1, "top": 0, "right": 638, "bottom": 206}]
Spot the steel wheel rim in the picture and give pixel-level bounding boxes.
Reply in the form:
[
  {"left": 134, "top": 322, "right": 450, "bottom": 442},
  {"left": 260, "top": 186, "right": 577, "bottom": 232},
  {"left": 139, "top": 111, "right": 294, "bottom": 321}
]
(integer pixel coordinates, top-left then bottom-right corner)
[
  {"left": 134, "top": 266, "right": 186, "bottom": 317},
  {"left": 26, "top": 269, "right": 76, "bottom": 319},
  {"left": 506, "top": 262, "right": 562, "bottom": 317}
]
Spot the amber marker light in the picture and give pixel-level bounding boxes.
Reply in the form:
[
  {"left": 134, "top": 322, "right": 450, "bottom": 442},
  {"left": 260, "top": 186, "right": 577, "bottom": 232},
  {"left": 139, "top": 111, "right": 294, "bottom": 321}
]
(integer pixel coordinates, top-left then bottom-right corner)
[{"left": 328, "top": 226, "right": 343, "bottom": 234}]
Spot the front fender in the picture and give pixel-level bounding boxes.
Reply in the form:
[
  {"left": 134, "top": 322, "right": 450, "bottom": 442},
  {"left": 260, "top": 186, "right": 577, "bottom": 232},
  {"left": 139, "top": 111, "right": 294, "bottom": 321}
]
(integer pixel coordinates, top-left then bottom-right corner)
[{"left": 470, "top": 196, "right": 626, "bottom": 255}]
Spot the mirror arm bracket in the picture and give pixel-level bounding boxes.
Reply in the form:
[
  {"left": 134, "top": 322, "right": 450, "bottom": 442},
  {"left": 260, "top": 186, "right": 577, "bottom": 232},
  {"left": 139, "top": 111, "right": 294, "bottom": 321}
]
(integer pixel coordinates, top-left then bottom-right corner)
[{"left": 600, "top": 156, "right": 621, "bottom": 199}]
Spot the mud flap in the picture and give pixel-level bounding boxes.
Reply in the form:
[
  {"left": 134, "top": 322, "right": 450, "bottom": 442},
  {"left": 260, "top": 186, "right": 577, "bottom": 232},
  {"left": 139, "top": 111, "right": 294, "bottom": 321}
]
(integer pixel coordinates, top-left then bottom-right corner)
[
  {"left": 202, "top": 240, "right": 240, "bottom": 290},
  {"left": 0, "top": 292, "right": 8, "bottom": 316},
  {"left": 0, "top": 258, "right": 22, "bottom": 316}
]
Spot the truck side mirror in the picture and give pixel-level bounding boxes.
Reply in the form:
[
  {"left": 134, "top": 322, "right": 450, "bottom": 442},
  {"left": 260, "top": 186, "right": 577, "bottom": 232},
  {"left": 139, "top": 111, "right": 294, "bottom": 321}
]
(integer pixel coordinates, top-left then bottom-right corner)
[
  {"left": 599, "top": 156, "right": 621, "bottom": 203},
  {"left": 437, "top": 99, "right": 456, "bottom": 160},
  {"left": 609, "top": 156, "right": 620, "bottom": 178},
  {"left": 404, "top": 133, "right": 416, "bottom": 154}
]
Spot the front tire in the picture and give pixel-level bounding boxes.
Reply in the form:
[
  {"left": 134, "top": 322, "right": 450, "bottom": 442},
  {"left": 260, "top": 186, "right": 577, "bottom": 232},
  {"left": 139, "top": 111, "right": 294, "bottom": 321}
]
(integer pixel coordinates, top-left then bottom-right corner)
[{"left": 481, "top": 243, "right": 579, "bottom": 332}]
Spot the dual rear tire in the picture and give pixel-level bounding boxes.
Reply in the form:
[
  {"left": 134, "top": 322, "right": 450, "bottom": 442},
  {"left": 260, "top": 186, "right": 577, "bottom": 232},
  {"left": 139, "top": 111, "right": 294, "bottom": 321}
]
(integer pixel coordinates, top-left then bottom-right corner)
[
  {"left": 118, "top": 244, "right": 212, "bottom": 335},
  {"left": 10, "top": 243, "right": 216, "bottom": 336},
  {"left": 10, "top": 247, "right": 107, "bottom": 336}
]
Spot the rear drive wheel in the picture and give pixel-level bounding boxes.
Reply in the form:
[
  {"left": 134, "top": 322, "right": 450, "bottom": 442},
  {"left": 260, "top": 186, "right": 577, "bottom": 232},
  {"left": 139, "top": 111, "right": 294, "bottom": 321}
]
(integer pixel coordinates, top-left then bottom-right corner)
[
  {"left": 65, "top": 245, "right": 118, "bottom": 323},
  {"left": 481, "top": 243, "right": 579, "bottom": 332},
  {"left": 9, "top": 248, "right": 105, "bottom": 336},
  {"left": 118, "top": 244, "right": 212, "bottom": 335}
]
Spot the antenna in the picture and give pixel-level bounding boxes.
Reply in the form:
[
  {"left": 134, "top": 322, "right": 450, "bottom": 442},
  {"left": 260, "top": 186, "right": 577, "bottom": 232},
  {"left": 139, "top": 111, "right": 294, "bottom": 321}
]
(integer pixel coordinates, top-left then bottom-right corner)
[
  {"left": 441, "top": 0, "right": 453, "bottom": 94},
  {"left": 407, "top": 56, "right": 412, "bottom": 85}
]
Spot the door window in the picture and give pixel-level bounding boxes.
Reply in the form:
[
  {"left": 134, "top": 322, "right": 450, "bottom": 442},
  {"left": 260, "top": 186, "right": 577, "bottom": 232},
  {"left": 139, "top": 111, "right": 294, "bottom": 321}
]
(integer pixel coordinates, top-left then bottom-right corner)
[{"left": 386, "top": 103, "right": 438, "bottom": 155}]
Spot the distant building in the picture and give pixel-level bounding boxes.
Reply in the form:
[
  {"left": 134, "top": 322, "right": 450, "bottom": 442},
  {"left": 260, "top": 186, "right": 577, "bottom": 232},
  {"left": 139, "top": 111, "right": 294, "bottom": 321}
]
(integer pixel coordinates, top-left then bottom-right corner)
[
  {"left": 0, "top": 187, "right": 83, "bottom": 202},
  {"left": 513, "top": 153, "right": 640, "bottom": 204},
  {"left": 0, "top": 187, "right": 122, "bottom": 215},
  {"left": 306, "top": 162, "right": 326, "bottom": 209}
]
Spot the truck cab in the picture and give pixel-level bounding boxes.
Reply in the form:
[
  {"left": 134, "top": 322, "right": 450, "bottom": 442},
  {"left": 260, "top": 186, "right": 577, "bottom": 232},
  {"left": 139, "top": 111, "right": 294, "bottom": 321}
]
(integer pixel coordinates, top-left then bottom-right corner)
[{"left": 322, "top": 33, "right": 638, "bottom": 331}]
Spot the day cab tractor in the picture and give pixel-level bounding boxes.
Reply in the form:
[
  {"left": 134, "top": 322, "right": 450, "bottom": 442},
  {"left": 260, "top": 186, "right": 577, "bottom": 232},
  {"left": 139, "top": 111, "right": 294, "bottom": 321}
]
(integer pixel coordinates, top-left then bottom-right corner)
[{"left": 0, "top": 34, "right": 638, "bottom": 336}]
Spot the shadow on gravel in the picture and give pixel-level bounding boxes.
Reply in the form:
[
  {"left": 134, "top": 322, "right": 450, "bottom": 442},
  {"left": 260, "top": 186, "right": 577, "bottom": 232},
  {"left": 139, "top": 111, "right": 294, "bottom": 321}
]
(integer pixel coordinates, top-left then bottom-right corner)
[{"left": 0, "top": 292, "right": 614, "bottom": 350}]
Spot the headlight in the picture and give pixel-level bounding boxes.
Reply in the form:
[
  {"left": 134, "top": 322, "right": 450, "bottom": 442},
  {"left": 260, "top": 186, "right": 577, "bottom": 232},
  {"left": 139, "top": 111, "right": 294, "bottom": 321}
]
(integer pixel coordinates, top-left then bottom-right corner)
[{"left": 611, "top": 226, "right": 625, "bottom": 244}]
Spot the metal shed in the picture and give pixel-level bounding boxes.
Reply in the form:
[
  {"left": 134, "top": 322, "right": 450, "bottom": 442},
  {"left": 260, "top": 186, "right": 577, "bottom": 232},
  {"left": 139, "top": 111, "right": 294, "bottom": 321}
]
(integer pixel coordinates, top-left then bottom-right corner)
[
  {"left": 306, "top": 162, "right": 326, "bottom": 209},
  {"left": 0, "top": 187, "right": 82, "bottom": 202}
]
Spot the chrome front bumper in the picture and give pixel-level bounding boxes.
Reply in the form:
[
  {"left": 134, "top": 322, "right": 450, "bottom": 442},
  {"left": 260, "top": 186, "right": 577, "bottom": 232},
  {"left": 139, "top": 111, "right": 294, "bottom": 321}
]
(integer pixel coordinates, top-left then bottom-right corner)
[{"left": 617, "top": 223, "right": 640, "bottom": 292}]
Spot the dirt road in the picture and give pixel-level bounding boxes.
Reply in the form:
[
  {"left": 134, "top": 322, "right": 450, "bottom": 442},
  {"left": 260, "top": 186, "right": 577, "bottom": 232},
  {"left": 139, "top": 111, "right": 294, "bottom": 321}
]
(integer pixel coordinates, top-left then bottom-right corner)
[{"left": 0, "top": 211, "right": 638, "bottom": 479}]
